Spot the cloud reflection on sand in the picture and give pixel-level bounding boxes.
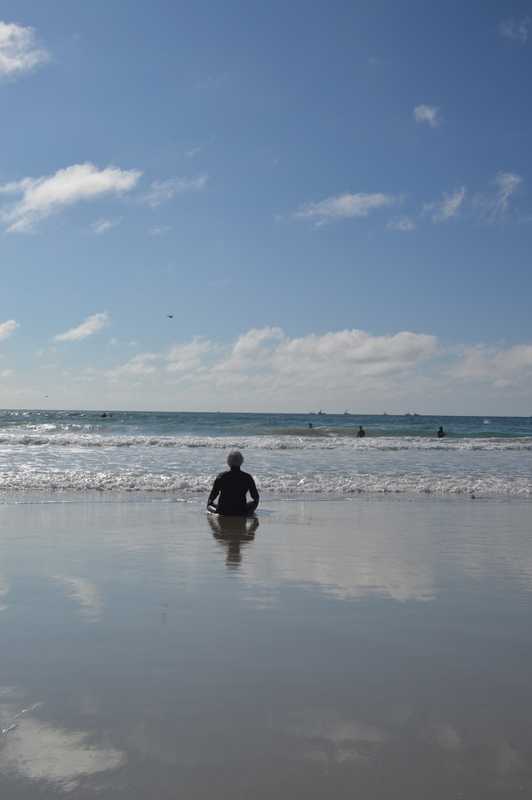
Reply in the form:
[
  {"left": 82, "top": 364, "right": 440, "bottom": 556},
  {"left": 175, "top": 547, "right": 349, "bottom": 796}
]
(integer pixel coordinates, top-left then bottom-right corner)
[
  {"left": 52, "top": 575, "right": 103, "bottom": 622},
  {"left": 239, "top": 505, "right": 435, "bottom": 602},
  {"left": 289, "top": 709, "right": 387, "bottom": 767},
  {"left": 0, "top": 696, "right": 125, "bottom": 793},
  {"left": 0, "top": 575, "right": 9, "bottom": 611}
]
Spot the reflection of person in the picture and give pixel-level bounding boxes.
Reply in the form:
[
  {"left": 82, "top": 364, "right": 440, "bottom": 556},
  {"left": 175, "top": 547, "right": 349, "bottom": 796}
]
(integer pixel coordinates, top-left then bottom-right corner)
[
  {"left": 437, "top": 426, "right": 446, "bottom": 438},
  {"left": 208, "top": 514, "right": 259, "bottom": 566},
  {"left": 207, "top": 450, "right": 259, "bottom": 516},
  {"left": 357, "top": 425, "right": 366, "bottom": 438}
]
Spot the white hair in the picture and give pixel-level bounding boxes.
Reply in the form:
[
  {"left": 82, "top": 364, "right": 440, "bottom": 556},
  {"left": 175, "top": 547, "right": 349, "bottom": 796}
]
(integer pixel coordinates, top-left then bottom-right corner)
[{"left": 227, "top": 450, "right": 244, "bottom": 467}]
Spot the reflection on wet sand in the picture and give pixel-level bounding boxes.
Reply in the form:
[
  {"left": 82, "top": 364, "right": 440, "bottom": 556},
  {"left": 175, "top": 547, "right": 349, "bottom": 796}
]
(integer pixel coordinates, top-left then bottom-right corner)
[
  {"left": 0, "top": 575, "right": 8, "bottom": 612},
  {"left": 289, "top": 708, "right": 387, "bottom": 768},
  {"left": 0, "top": 690, "right": 125, "bottom": 793},
  {"left": 240, "top": 502, "right": 435, "bottom": 601},
  {"left": 1, "top": 498, "right": 532, "bottom": 797},
  {"left": 207, "top": 514, "right": 259, "bottom": 567},
  {"left": 51, "top": 575, "right": 103, "bottom": 622}
]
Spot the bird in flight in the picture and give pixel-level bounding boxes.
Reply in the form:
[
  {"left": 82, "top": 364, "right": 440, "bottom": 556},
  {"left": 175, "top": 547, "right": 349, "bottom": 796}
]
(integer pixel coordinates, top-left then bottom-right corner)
[{"left": 167, "top": 314, "right": 174, "bottom": 319}]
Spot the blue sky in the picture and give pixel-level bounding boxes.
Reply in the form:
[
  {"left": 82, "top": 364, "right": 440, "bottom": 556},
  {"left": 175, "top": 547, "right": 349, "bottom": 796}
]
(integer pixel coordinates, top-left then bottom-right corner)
[{"left": 1, "top": 1, "right": 532, "bottom": 413}]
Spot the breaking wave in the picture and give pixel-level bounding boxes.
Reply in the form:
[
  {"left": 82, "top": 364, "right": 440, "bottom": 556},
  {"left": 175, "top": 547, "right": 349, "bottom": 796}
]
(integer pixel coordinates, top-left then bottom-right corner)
[
  {"left": 1, "top": 433, "right": 532, "bottom": 452},
  {"left": 0, "top": 469, "right": 530, "bottom": 497}
]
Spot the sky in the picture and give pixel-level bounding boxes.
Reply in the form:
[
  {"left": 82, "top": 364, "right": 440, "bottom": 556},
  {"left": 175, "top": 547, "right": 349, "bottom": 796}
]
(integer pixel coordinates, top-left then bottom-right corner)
[{"left": 1, "top": 0, "right": 532, "bottom": 414}]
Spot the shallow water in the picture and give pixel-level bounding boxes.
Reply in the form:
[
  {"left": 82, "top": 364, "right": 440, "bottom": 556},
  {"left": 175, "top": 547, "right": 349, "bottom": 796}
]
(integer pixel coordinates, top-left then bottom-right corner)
[
  {"left": 1, "top": 410, "right": 532, "bottom": 496},
  {"left": 1, "top": 496, "right": 532, "bottom": 797}
]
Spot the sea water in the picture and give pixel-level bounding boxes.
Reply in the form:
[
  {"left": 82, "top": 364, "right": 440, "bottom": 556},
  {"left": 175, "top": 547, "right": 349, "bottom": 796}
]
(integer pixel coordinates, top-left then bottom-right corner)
[{"left": 0, "top": 409, "right": 531, "bottom": 497}]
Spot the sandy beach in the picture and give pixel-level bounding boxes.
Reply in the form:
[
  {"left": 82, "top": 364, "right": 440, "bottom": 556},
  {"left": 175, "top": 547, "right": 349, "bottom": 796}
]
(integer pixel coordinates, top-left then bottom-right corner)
[{"left": 1, "top": 495, "right": 532, "bottom": 797}]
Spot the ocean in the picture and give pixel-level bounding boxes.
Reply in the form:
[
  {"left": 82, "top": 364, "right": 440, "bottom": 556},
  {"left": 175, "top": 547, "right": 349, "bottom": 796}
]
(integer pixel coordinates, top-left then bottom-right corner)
[{"left": 1, "top": 409, "right": 531, "bottom": 498}]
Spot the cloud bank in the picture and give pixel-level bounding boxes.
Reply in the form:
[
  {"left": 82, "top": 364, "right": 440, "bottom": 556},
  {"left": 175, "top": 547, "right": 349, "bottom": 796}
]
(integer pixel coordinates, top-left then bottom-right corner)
[
  {"left": 5, "top": 323, "right": 532, "bottom": 413},
  {"left": 103, "top": 326, "right": 439, "bottom": 410}
]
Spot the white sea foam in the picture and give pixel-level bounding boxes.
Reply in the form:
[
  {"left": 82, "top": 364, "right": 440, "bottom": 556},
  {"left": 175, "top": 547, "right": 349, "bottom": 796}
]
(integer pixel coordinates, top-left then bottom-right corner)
[
  {"left": 0, "top": 433, "right": 531, "bottom": 451},
  {"left": 0, "top": 469, "right": 530, "bottom": 496}
]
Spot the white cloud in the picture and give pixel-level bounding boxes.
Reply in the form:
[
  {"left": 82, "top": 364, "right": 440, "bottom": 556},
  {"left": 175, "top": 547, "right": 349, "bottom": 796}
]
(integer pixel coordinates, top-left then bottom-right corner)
[
  {"left": 166, "top": 338, "right": 214, "bottom": 373},
  {"left": 414, "top": 104, "right": 441, "bottom": 127},
  {"left": 107, "top": 352, "right": 160, "bottom": 380},
  {"left": 54, "top": 312, "right": 109, "bottom": 342},
  {"left": 91, "top": 217, "right": 122, "bottom": 235},
  {"left": 142, "top": 175, "right": 208, "bottom": 208},
  {"left": 493, "top": 171, "right": 522, "bottom": 213},
  {"left": 185, "top": 146, "right": 202, "bottom": 159},
  {"left": 0, "top": 21, "right": 49, "bottom": 78},
  {"left": 148, "top": 224, "right": 171, "bottom": 236},
  {"left": 500, "top": 17, "right": 530, "bottom": 43},
  {"left": 295, "top": 192, "right": 396, "bottom": 225},
  {"left": 387, "top": 216, "right": 416, "bottom": 232},
  {"left": 475, "top": 171, "right": 523, "bottom": 222},
  {"left": 0, "top": 319, "right": 18, "bottom": 340},
  {"left": 426, "top": 186, "right": 466, "bottom": 222},
  {"left": 232, "top": 327, "right": 284, "bottom": 359},
  {"left": 0, "top": 163, "right": 141, "bottom": 233},
  {"left": 0, "top": 369, "right": 13, "bottom": 378}
]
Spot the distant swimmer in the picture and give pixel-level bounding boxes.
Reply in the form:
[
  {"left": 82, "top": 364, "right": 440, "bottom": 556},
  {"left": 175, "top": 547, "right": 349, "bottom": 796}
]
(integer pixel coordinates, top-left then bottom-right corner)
[
  {"left": 207, "top": 450, "right": 259, "bottom": 516},
  {"left": 437, "top": 426, "right": 446, "bottom": 438},
  {"left": 357, "top": 425, "right": 366, "bottom": 438}
]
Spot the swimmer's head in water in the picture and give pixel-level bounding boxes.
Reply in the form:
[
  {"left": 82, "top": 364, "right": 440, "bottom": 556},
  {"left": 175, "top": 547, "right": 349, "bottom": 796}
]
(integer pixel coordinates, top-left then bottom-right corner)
[{"left": 227, "top": 450, "right": 244, "bottom": 467}]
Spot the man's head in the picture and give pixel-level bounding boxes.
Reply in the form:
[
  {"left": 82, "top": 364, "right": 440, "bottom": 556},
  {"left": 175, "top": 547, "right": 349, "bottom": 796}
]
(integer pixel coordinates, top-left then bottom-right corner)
[{"left": 227, "top": 450, "right": 244, "bottom": 468}]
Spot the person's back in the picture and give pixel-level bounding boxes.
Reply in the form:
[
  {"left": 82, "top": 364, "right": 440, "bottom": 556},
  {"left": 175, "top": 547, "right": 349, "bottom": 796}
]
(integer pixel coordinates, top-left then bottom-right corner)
[{"left": 207, "top": 451, "right": 259, "bottom": 516}]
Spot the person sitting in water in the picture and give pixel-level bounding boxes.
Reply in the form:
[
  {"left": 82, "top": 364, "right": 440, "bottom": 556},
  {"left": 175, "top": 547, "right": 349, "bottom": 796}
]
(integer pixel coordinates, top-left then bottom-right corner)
[
  {"left": 437, "top": 426, "right": 446, "bottom": 438},
  {"left": 356, "top": 425, "right": 366, "bottom": 438},
  {"left": 207, "top": 450, "right": 259, "bottom": 516}
]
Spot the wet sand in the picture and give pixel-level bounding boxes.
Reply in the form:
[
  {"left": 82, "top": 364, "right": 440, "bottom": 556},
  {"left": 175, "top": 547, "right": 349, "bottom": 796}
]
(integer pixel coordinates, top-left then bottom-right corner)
[{"left": 1, "top": 495, "right": 532, "bottom": 798}]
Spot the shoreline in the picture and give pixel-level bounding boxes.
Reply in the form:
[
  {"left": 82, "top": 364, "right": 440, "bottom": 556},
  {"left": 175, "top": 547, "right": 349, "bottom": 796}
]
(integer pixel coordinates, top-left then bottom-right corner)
[{"left": 1, "top": 489, "right": 531, "bottom": 507}]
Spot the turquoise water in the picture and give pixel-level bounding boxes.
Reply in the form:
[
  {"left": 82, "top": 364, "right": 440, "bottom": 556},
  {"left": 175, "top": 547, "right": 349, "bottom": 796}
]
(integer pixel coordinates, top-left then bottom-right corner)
[
  {"left": 0, "top": 410, "right": 531, "bottom": 497},
  {"left": 2, "top": 409, "right": 531, "bottom": 438}
]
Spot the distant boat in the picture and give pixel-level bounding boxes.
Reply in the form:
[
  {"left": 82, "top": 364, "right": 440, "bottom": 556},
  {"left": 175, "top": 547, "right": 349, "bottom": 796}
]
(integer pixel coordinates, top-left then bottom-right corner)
[{"left": 317, "top": 410, "right": 325, "bottom": 416}]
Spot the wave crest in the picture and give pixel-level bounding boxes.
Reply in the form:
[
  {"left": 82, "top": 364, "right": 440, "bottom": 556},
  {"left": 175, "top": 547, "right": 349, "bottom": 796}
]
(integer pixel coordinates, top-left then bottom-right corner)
[{"left": 0, "top": 433, "right": 532, "bottom": 452}]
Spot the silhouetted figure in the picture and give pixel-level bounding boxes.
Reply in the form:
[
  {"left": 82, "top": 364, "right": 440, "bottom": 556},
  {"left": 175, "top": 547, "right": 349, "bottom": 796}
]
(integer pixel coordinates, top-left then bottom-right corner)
[
  {"left": 357, "top": 425, "right": 366, "bottom": 438},
  {"left": 207, "top": 450, "right": 259, "bottom": 516},
  {"left": 437, "top": 426, "right": 446, "bottom": 438},
  {"left": 208, "top": 514, "right": 259, "bottom": 567},
  {"left": 308, "top": 422, "right": 313, "bottom": 429}
]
